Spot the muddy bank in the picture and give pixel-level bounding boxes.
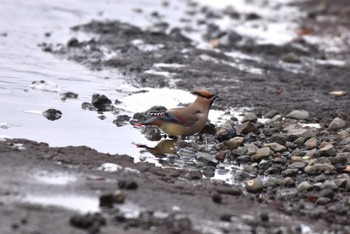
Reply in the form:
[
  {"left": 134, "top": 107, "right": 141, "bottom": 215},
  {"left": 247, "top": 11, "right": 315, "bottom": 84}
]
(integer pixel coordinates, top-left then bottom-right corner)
[{"left": 0, "top": 139, "right": 329, "bottom": 233}]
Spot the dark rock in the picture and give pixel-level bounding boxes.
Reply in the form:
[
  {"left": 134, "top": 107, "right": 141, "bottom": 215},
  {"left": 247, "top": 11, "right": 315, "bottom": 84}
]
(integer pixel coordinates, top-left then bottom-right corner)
[
  {"left": 217, "top": 128, "right": 237, "bottom": 142},
  {"left": 270, "top": 133, "right": 287, "bottom": 146},
  {"left": 70, "top": 213, "right": 106, "bottom": 230},
  {"left": 42, "top": 108, "right": 62, "bottom": 121},
  {"left": 200, "top": 123, "right": 216, "bottom": 135},
  {"left": 263, "top": 127, "right": 279, "bottom": 137},
  {"left": 142, "top": 126, "right": 162, "bottom": 141},
  {"left": 81, "top": 102, "right": 97, "bottom": 111},
  {"left": 67, "top": 37, "right": 79, "bottom": 47},
  {"left": 215, "top": 151, "right": 228, "bottom": 161},
  {"left": 212, "top": 194, "right": 222, "bottom": 204},
  {"left": 217, "top": 186, "right": 242, "bottom": 196},
  {"left": 60, "top": 91, "right": 78, "bottom": 100},
  {"left": 260, "top": 212, "right": 269, "bottom": 222},
  {"left": 91, "top": 94, "right": 113, "bottom": 111},
  {"left": 113, "top": 115, "right": 131, "bottom": 127},
  {"left": 236, "top": 155, "right": 251, "bottom": 164},
  {"left": 99, "top": 193, "right": 114, "bottom": 208},
  {"left": 189, "top": 170, "right": 202, "bottom": 180},
  {"left": 244, "top": 132, "right": 258, "bottom": 143},
  {"left": 203, "top": 166, "right": 216, "bottom": 177},
  {"left": 282, "top": 168, "right": 299, "bottom": 177},
  {"left": 220, "top": 214, "right": 232, "bottom": 222},
  {"left": 118, "top": 180, "right": 138, "bottom": 190}
]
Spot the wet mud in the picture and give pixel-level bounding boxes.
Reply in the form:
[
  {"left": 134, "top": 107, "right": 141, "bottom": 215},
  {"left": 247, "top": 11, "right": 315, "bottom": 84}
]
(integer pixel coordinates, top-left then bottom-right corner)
[{"left": 2, "top": 0, "right": 350, "bottom": 233}]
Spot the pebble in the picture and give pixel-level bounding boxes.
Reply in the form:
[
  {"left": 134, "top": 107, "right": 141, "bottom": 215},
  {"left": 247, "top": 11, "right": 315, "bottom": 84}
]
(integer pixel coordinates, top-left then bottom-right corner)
[
  {"left": 329, "top": 90, "right": 347, "bottom": 97},
  {"left": 217, "top": 129, "right": 237, "bottom": 142},
  {"left": 270, "top": 133, "right": 288, "bottom": 146},
  {"left": 270, "top": 114, "right": 283, "bottom": 123},
  {"left": 297, "top": 181, "right": 313, "bottom": 191},
  {"left": 224, "top": 137, "right": 244, "bottom": 150},
  {"left": 245, "top": 177, "right": 264, "bottom": 193},
  {"left": 328, "top": 117, "right": 346, "bottom": 130},
  {"left": 236, "top": 155, "right": 251, "bottom": 164},
  {"left": 293, "top": 137, "right": 305, "bottom": 146},
  {"left": 91, "top": 94, "right": 113, "bottom": 111},
  {"left": 288, "top": 161, "right": 306, "bottom": 169},
  {"left": 70, "top": 213, "right": 106, "bottom": 230},
  {"left": 263, "top": 142, "right": 286, "bottom": 152},
  {"left": 282, "top": 52, "right": 301, "bottom": 63},
  {"left": 282, "top": 168, "right": 299, "bottom": 177},
  {"left": 252, "top": 147, "right": 271, "bottom": 160},
  {"left": 321, "top": 180, "right": 338, "bottom": 190},
  {"left": 279, "top": 177, "right": 295, "bottom": 187},
  {"left": 277, "top": 188, "right": 298, "bottom": 198},
  {"left": 236, "top": 122, "right": 259, "bottom": 135},
  {"left": 212, "top": 194, "right": 222, "bottom": 204},
  {"left": 60, "top": 91, "right": 78, "bottom": 100},
  {"left": 286, "top": 128, "right": 316, "bottom": 141},
  {"left": 264, "top": 109, "right": 279, "bottom": 119},
  {"left": 336, "top": 129, "right": 350, "bottom": 141},
  {"left": 304, "top": 163, "right": 335, "bottom": 175},
  {"left": 241, "top": 112, "right": 257, "bottom": 123},
  {"left": 336, "top": 174, "right": 350, "bottom": 190},
  {"left": 260, "top": 212, "right": 269, "bottom": 222},
  {"left": 189, "top": 170, "right": 203, "bottom": 180},
  {"left": 195, "top": 152, "right": 218, "bottom": 164},
  {"left": 319, "top": 143, "right": 336, "bottom": 156},
  {"left": 113, "top": 190, "right": 126, "bottom": 204},
  {"left": 67, "top": 37, "right": 79, "bottom": 47},
  {"left": 304, "top": 137, "right": 318, "bottom": 149},
  {"left": 142, "top": 126, "right": 162, "bottom": 141},
  {"left": 245, "top": 143, "right": 259, "bottom": 155},
  {"left": 118, "top": 180, "right": 138, "bottom": 190},
  {"left": 316, "top": 197, "right": 331, "bottom": 205},
  {"left": 42, "top": 108, "right": 62, "bottom": 121},
  {"left": 286, "top": 110, "right": 309, "bottom": 120}
]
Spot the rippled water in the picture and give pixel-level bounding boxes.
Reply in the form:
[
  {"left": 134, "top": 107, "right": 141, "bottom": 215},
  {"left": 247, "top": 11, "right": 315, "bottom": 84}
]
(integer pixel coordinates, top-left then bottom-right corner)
[{"left": 0, "top": 0, "right": 190, "bottom": 155}]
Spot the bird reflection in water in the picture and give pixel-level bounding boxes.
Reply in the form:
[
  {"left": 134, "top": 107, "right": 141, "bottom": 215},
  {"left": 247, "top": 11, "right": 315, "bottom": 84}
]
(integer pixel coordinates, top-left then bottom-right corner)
[{"left": 134, "top": 139, "right": 177, "bottom": 158}]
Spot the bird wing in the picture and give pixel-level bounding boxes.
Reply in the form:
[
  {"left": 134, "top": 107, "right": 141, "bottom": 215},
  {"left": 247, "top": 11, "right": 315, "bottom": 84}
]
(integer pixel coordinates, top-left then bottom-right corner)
[{"left": 147, "top": 108, "right": 199, "bottom": 127}]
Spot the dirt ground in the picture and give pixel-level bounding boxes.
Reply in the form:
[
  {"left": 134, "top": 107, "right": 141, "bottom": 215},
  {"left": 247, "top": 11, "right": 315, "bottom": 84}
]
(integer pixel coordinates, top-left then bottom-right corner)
[{"left": 2, "top": 0, "right": 350, "bottom": 233}]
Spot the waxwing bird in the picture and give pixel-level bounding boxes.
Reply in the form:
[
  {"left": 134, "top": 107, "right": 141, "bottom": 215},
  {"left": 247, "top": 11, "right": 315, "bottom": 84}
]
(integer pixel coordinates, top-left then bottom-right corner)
[{"left": 137, "top": 90, "right": 218, "bottom": 137}]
